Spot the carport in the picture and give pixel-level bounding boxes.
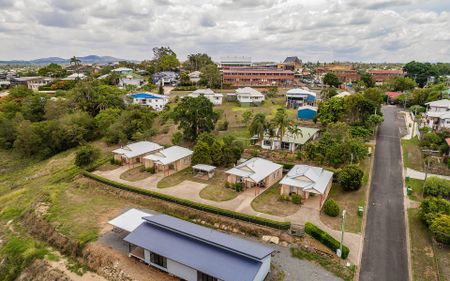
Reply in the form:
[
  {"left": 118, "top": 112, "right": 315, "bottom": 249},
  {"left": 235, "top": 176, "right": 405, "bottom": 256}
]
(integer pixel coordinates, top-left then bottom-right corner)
[
  {"left": 108, "top": 208, "right": 153, "bottom": 233},
  {"left": 192, "top": 164, "right": 216, "bottom": 179}
]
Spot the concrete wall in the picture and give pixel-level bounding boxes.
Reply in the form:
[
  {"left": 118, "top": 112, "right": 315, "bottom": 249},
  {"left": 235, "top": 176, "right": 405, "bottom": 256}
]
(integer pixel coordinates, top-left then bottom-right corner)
[
  {"left": 252, "top": 255, "right": 271, "bottom": 281},
  {"left": 174, "top": 156, "right": 192, "bottom": 171}
]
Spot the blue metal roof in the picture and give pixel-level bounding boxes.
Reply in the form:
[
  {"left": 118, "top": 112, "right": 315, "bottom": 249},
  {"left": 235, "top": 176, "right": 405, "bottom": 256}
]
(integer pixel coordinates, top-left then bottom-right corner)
[
  {"left": 124, "top": 216, "right": 269, "bottom": 281},
  {"left": 130, "top": 92, "right": 161, "bottom": 99},
  {"left": 143, "top": 215, "right": 272, "bottom": 260}
]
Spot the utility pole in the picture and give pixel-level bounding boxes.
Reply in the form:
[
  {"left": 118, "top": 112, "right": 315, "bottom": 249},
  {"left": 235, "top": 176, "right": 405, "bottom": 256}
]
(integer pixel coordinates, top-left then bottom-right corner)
[{"left": 338, "top": 210, "right": 346, "bottom": 258}]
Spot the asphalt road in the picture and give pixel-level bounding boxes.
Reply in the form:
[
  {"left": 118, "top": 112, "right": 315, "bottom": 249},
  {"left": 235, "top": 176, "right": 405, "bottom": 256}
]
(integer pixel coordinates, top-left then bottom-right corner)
[{"left": 360, "top": 106, "right": 409, "bottom": 281}]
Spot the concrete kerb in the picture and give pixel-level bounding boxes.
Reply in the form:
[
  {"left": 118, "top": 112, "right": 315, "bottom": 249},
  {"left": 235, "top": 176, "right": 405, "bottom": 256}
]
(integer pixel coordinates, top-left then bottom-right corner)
[
  {"left": 400, "top": 112, "right": 414, "bottom": 281},
  {"left": 354, "top": 126, "right": 377, "bottom": 280}
]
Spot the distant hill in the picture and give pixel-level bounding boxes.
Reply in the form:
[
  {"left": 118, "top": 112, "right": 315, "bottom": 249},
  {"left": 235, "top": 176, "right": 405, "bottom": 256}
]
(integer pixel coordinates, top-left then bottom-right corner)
[{"left": 0, "top": 55, "right": 132, "bottom": 65}]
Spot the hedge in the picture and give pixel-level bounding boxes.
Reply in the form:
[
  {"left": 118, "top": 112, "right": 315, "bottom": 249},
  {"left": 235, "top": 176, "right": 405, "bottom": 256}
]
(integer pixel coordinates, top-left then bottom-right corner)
[
  {"left": 82, "top": 171, "right": 291, "bottom": 230},
  {"left": 304, "top": 222, "right": 350, "bottom": 259}
]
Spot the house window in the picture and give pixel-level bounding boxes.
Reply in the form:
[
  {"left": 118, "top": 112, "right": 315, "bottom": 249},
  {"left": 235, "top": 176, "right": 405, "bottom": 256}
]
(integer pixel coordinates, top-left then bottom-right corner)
[
  {"left": 281, "top": 142, "right": 290, "bottom": 150},
  {"left": 197, "top": 271, "right": 217, "bottom": 281},
  {"left": 263, "top": 140, "right": 271, "bottom": 146},
  {"left": 150, "top": 252, "right": 167, "bottom": 268}
]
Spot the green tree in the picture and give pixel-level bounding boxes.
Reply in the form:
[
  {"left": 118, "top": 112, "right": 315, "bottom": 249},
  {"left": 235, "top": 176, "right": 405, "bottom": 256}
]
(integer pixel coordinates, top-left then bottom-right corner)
[
  {"left": 420, "top": 197, "right": 450, "bottom": 226},
  {"left": 173, "top": 96, "right": 218, "bottom": 141},
  {"left": 95, "top": 108, "right": 122, "bottom": 135},
  {"left": 179, "top": 72, "right": 191, "bottom": 86},
  {"left": 317, "top": 97, "right": 345, "bottom": 125},
  {"left": 171, "top": 131, "right": 183, "bottom": 145},
  {"left": 75, "top": 145, "right": 99, "bottom": 167},
  {"left": 158, "top": 54, "right": 180, "bottom": 71},
  {"left": 386, "top": 76, "right": 417, "bottom": 92},
  {"left": 242, "top": 110, "right": 253, "bottom": 125},
  {"left": 430, "top": 214, "right": 450, "bottom": 245},
  {"left": 272, "top": 108, "right": 292, "bottom": 148},
  {"left": 288, "top": 124, "right": 303, "bottom": 139},
  {"left": 366, "top": 114, "right": 384, "bottom": 134},
  {"left": 158, "top": 80, "right": 164, "bottom": 95},
  {"left": 320, "top": 88, "right": 338, "bottom": 100},
  {"left": 323, "top": 73, "right": 341, "bottom": 88},
  {"left": 211, "top": 140, "right": 224, "bottom": 166},
  {"left": 323, "top": 199, "right": 340, "bottom": 217},
  {"left": 249, "top": 113, "right": 267, "bottom": 141},
  {"left": 192, "top": 141, "right": 212, "bottom": 165},
  {"left": 199, "top": 64, "right": 221, "bottom": 88},
  {"left": 182, "top": 53, "right": 214, "bottom": 71},
  {"left": 9, "top": 85, "right": 33, "bottom": 98},
  {"left": 338, "top": 165, "right": 364, "bottom": 191},
  {"left": 359, "top": 72, "right": 375, "bottom": 88},
  {"left": 21, "top": 94, "right": 48, "bottom": 122},
  {"left": 70, "top": 56, "right": 81, "bottom": 76},
  {"left": 38, "top": 63, "right": 66, "bottom": 77}
]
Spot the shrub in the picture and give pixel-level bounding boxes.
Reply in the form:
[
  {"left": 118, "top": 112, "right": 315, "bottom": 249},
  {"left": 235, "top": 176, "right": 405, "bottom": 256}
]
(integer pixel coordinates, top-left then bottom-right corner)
[
  {"left": 110, "top": 158, "right": 121, "bottom": 165},
  {"left": 82, "top": 171, "right": 291, "bottom": 229},
  {"left": 420, "top": 197, "right": 450, "bottom": 225},
  {"left": 225, "top": 182, "right": 231, "bottom": 189},
  {"left": 146, "top": 166, "right": 156, "bottom": 174},
  {"left": 291, "top": 193, "right": 302, "bottom": 204},
  {"left": 279, "top": 195, "right": 290, "bottom": 201},
  {"left": 338, "top": 165, "right": 364, "bottom": 191},
  {"left": 304, "top": 222, "right": 350, "bottom": 259},
  {"left": 424, "top": 176, "right": 450, "bottom": 198},
  {"left": 296, "top": 150, "right": 303, "bottom": 160},
  {"left": 235, "top": 182, "right": 243, "bottom": 192},
  {"left": 323, "top": 199, "right": 340, "bottom": 217},
  {"left": 75, "top": 145, "right": 99, "bottom": 167},
  {"left": 217, "top": 120, "right": 229, "bottom": 131},
  {"left": 250, "top": 149, "right": 259, "bottom": 157},
  {"left": 430, "top": 214, "right": 450, "bottom": 245},
  {"left": 171, "top": 131, "right": 183, "bottom": 145}
]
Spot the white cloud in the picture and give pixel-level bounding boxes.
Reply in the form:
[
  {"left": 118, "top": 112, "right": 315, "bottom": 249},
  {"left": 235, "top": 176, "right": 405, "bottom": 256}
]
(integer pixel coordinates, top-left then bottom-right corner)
[{"left": 0, "top": 0, "right": 448, "bottom": 62}]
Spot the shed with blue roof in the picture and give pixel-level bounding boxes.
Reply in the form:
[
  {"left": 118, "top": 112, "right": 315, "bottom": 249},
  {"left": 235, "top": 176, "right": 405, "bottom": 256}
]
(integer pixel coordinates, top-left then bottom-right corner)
[
  {"left": 129, "top": 92, "right": 169, "bottom": 111},
  {"left": 123, "top": 214, "right": 273, "bottom": 281},
  {"left": 297, "top": 105, "right": 317, "bottom": 120}
]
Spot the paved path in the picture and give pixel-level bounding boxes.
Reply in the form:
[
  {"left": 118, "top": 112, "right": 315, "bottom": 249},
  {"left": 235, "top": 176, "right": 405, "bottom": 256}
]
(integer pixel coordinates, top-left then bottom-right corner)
[
  {"left": 94, "top": 166, "right": 362, "bottom": 264},
  {"left": 405, "top": 167, "right": 450, "bottom": 181},
  {"left": 360, "top": 106, "right": 409, "bottom": 281}
]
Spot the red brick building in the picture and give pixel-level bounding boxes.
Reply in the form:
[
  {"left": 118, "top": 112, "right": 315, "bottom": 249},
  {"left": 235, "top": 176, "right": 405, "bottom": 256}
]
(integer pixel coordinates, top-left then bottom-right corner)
[
  {"left": 367, "top": 69, "right": 404, "bottom": 82},
  {"left": 315, "top": 65, "right": 360, "bottom": 83},
  {"left": 222, "top": 67, "right": 295, "bottom": 87}
]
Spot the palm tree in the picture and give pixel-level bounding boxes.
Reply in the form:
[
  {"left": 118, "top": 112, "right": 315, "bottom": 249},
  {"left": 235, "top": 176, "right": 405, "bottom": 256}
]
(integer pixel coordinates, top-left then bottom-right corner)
[
  {"left": 288, "top": 124, "right": 303, "bottom": 139},
  {"left": 272, "top": 108, "right": 292, "bottom": 149},
  {"left": 249, "top": 113, "right": 266, "bottom": 143},
  {"left": 70, "top": 56, "right": 81, "bottom": 78}
]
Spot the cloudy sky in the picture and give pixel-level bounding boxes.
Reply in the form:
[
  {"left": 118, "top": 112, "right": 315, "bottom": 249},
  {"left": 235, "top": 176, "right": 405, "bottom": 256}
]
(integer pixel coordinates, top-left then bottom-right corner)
[{"left": 0, "top": 0, "right": 449, "bottom": 62}]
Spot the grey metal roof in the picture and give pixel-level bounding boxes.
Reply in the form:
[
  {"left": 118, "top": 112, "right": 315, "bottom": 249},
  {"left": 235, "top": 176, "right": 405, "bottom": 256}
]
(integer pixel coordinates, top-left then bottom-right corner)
[{"left": 125, "top": 215, "right": 272, "bottom": 281}]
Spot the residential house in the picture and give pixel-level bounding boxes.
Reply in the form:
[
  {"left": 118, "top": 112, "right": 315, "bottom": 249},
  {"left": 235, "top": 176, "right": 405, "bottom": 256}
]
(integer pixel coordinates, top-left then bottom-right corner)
[
  {"left": 385, "top": 91, "right": 401, "bottom": 104},
  {"left": 297, "top": 105, "right": 317, "bottom": 120},
  {"left": 260, "top": 127, "right": 320, "bottom": 152},
  {"left": 226, "top": 157, "right": 283, "bottom": 190},
  {"left": 233, "top": 87, "right": 265, "bottom": 106},
  {"left": 143, "top": 146, "right": 193, "bottom": 176},
  {"left": 62, "top": 73, "right": 87, "bottom": 81},
  {"left": 188, "top": 88, "right": 223, "bottom": 105},
  {"left": 425, "top": 99, "right": 450, "bottom": 130},
  {"left": 222, "top": 67, "right": 295, "bottom": 87},
  {"left": 280, "top": 164, "right": 334, "bottom": 208},
  {"left": 118, "top": 73, "right": 144, "bottom": 88},
  {"left": 152, "top": 71, "right": 178, "bottom": 86},
  {"left": 10, "top": 76, "right": 53, "bottom": 91},
  {"left": 281, "top": 56, "right": 302, "bottom": 72},
  {"left": 334, "top": 91, "right": 351, "bottom": 98},
  {"left": 188, "top": 71, "right": 201, "bottom": 83},
  {"left": 128, "top": 92, "right": 169, "bottom": 111},
  {"left": 112, "top": 141, "right": 164, "bottom": 165},
  {"left": 111, "top": 67, "right": 133, "bottom": 75},
  {"left": 285, "top": 88, "right": 316, "bottom": 108},
  {"left": 123, "top": 214, "right": 273, "bottom": 281}
]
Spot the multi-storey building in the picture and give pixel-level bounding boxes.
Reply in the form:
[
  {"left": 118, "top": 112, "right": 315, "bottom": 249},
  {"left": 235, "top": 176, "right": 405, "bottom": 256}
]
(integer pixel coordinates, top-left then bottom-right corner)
[
  {"left": 222, "top": 67, "right": 295, "bottom": 87},
  {"left": 367, "top": 69, "right": 404, "bottom": 83}
]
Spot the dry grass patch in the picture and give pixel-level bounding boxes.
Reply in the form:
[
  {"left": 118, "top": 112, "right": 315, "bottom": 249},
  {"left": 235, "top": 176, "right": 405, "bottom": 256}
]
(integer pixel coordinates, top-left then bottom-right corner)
[
  {"left": 401, "top": 138, "right": 424, "bottom": 171},
  {"left": 198, "top": 170, "right": 238, "bottom": 201},
  {"left": 119, "top": 165, "right": 151, "bottom": 182},
  {"left": 251, "top": 184, "right": 300, "bottom": 217}
]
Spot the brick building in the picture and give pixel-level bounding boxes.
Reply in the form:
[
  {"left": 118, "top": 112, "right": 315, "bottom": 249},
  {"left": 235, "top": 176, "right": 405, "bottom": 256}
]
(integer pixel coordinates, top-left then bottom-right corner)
[{"left": 222, "top": 67, "right": 295, "bottom": 87}]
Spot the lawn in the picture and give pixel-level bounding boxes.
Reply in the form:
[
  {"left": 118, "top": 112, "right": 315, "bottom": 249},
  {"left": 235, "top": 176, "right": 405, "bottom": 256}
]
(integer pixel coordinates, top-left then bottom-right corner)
[
  {"left": 157, "top": 168, "right": 196, "bottom": 188},
  {"left": 157, "top": 168, "right": 239, "bottom": 201},
  {"left": 251, "top": 184, "right": 300, "bottom": 217},
  {"left": 406, "top": 178, "right": 425, "bottom": 201},
  {"left": 320, "top": 153, "right": 373, "bottom": 233},
  {"left": 408, "top": 208, "right": 440, "bottom": 281},
  {"left": 198, "top": 171, "right": 238, "bottom": 201},
  {"left": 401, "top": 138, "right": 424, "bottom": 171},
  {"left": 119, "top": 165, "right": 151, "bottom": 181}
]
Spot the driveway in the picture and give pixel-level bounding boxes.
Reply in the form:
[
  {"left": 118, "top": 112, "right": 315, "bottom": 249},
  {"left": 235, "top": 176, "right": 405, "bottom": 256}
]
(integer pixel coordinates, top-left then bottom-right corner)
[
  {"left": 360, "top": 106, "right": 409, "bottom": 281},
  {"left": 94, "top": 166, "right": 362, "bottom": 264}
]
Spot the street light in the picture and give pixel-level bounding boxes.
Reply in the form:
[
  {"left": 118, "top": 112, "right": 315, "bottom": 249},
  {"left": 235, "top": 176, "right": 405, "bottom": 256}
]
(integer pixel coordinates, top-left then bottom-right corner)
[{"left": 337, "top": 209, "right": 346, "bottom": 258}]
